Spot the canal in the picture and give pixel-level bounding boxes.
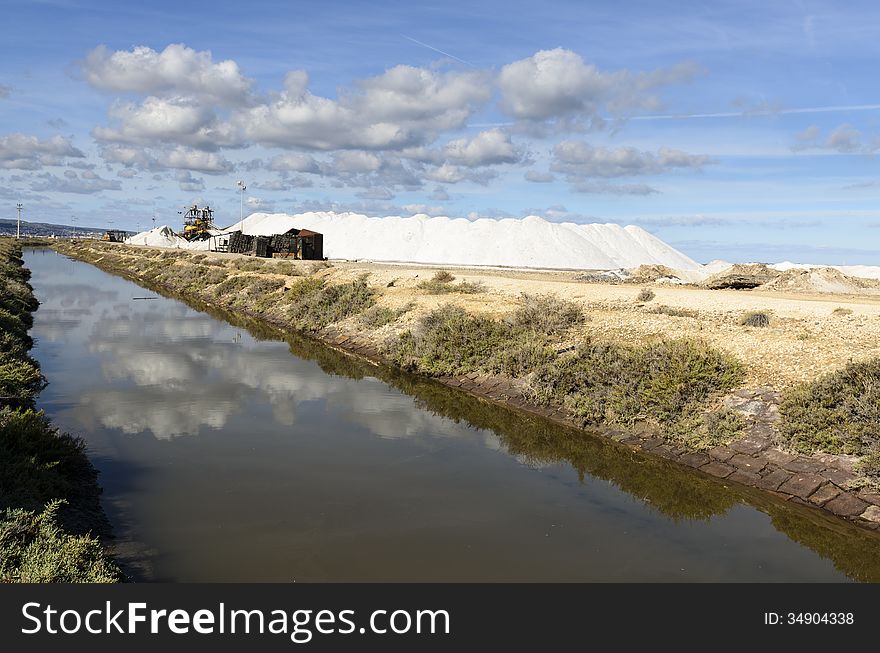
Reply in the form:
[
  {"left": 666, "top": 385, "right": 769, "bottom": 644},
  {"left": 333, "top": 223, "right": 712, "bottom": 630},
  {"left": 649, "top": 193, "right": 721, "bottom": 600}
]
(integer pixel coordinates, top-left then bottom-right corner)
[{"left": 25, "top": 248, "right": 880, "bottom": 581}]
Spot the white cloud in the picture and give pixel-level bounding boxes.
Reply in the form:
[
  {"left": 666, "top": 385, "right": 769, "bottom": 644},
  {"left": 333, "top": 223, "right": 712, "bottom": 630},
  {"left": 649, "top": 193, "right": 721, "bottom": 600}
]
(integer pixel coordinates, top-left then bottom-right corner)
[
  {"left": 572, "top": 180, "right": 660, "bottom": 195},
  {"left": 83, "top": 44, "right": 254, "bottom": 106},
  {"left": 332, "top": 151, "right": 383, "bottom": 173},
  {"left": 30, "top": 171, "right": 121, "bottom": 194},
  {"left": 268, "top": 153, "right": 321, "bottom": 173},
  {"left": 93, "top": 96, "right": 238, "bottom": 150},
  {"left": 235, "top": 66, "right": 490, "bottom": 151},
  {"left": 425, "top": 162, "right": 496, "bottom": 185},
  {"left": 176, "top": 170, "right": 205, "bottom": 192},
  {"left": 551, "top": 140, "right": 710, "bottom": 178},
  {"left": 524, "top": 170, "right": 555, "bottom": 183},
  {"left": 793, "top": 123, "right": 866, "bottom": 153},
  {"left": 0, "top": 134, "right": 85, "bottom": 170},
  {"left": 442, "top": 128, "right": 520, "bottom": 166},
  {"left": 498, "top": 48, "right": 699, "bottom": 123},
  {"left": 160, "top": 147, "right": 233, "bottom": 174}
]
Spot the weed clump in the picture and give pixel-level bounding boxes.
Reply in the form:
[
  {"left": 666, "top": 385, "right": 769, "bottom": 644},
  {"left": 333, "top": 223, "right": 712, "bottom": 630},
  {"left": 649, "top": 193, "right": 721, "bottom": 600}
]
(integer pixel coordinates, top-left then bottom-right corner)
[
  {"left": 431, "top": 270, "right": 456, "bottom": 283},
  {"left": 507, "top": 293, "right": 585, "bottom": 335},
  {"left": 417, "top": 272, "right": 486, "bottom": 295},
  {"left": 636, "top": 288, "right": 655, "bottom": 302},
  {"left": 833, "top": 307, "right": 853, "bottom": 316},
  {"left": 740, "top": 311, "right": 770, "bottom": 327},
  {"left": 650, "top": 305, "right": 698, "bottom": 318},
  {"left": 308, "top": 261, "right": 333, "bottom": 275}
]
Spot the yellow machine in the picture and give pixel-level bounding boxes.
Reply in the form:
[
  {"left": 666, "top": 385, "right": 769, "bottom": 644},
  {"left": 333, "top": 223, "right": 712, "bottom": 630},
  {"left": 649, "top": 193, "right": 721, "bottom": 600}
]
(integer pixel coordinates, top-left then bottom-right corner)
[{"left": 181, "top": 205, "right": 215, "bottom": 241}]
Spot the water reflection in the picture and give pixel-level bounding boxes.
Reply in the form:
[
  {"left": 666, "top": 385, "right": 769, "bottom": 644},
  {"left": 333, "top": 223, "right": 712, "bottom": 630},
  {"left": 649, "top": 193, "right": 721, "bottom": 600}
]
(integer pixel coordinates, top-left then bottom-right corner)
[{"left": 26, "top": 249, "right": 880, "bottom": 582}]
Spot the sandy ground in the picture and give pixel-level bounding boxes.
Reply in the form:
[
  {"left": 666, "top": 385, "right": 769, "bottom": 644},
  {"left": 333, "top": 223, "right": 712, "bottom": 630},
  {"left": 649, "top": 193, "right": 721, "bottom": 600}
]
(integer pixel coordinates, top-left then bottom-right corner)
[{"left": 110, "top": 245, "right": 880, "bottom": 389}]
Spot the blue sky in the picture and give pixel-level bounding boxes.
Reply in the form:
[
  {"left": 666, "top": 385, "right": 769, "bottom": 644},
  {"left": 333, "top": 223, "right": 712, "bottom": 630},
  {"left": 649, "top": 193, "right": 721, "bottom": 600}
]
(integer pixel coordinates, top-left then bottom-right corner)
[{"left": 2, "top": 0, "right": 879, "bottom": 263}]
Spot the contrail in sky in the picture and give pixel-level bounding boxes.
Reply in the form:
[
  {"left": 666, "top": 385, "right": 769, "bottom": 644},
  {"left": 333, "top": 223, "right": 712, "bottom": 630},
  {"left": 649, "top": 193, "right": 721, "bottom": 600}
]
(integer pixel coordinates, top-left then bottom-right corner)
[{"left": 402, "top": 35, "right": 476, "bottom": 67}]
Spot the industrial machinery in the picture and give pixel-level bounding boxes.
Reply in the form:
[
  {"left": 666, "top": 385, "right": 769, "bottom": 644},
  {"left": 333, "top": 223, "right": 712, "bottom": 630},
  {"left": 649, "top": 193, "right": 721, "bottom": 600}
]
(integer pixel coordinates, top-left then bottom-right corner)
[
  {"left": 181, "top": 205, "right": 216, "bottom": 241},
  {"left": 101, "top": 229, "right": 128, "bottom": 242}
]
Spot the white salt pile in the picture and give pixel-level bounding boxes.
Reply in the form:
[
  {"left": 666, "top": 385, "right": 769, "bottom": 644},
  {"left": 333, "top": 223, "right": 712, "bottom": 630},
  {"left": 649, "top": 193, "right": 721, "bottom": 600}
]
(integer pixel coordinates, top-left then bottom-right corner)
[
  {"left": 125, "top": 225, "right": 209, "bottom": 250},
  {"left": 222, "top": 212, "right": 703, "bottom": 271},
  {"left": 771, "top": 261, "right": 880, "bottom": 281}
]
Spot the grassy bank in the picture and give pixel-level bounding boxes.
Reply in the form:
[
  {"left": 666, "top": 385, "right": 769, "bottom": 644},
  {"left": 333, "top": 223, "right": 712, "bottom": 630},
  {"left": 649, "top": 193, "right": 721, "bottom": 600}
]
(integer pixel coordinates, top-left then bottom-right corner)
[{"left": 0, "top": 239, "right": 121, "bottom": 582}]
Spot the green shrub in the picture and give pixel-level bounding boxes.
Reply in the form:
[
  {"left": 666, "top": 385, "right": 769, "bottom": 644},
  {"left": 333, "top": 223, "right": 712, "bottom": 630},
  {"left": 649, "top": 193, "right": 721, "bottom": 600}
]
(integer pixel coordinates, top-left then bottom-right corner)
[
  {"left": 286, "top": 276, "right": 375, "bottom": 331},
  {"left": 778, "top": 358, "right": 880, "bottom": 456},
  {"left": 418, "top": 278, "right": 486, "bottom": 295},
  {"left": 0, "top": 501, "right": 121, "bottom": 583},
  {"left": 0, "top": 353, "right": 46, "bottom": 400},
  {"left": 855, "top": 452, "right": 880, "bottom": 483},
  {"left": 528, "top": 338, "right": 743, "bottom": 428},
  {"left": 740, "top": 311, "right": 770, "bottom": 327},
  {"left": 274, "top": 262, "right": 304, "bottom": 276},
  {"left": 359, "top": 302, "right": 415, "bottom": 328},
  {"left": 637, "top": 288, "right": 655, "bottom": 302},
  {"left": 507, "top": 293, "right": 584, "bottom": 335},
  {"left": 389, "top": 305, "right": 509, "bottom": 376},
  {"left": 236, "top": 259, "right": 267, "bottom": 272},
  {"left": 431, "top": 270, "right": 456, "bottom": 283},
  {"left": 308, "top": 261, "right": 333, "bottom": 275},
  {"left": 833, "top": 307, "right": 853, "bottom": 316},
  {"left": 0, "top": 409, "right": 88, "bottom": 511},
  {"left": 213, "top": 274, "right": 254, "bottom": 296},
  {"left": 650, "top": 305, "right": 698, "bottom": 318}
]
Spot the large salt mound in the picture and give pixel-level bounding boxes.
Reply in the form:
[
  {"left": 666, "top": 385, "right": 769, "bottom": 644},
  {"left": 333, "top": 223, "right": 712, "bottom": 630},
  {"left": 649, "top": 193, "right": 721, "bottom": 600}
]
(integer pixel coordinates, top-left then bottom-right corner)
[
  {"left": 125, "top": 225, "right": 209, "bottom": 250},
  {"left": 222, "top": 212, "right": 703, "bottom": 271}
]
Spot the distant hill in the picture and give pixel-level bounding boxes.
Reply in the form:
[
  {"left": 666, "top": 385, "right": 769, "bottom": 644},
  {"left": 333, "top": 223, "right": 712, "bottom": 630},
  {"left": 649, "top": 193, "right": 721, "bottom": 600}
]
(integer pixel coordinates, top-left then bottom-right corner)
[{"left": 0, "top": 218, "right": 111, "bottom": 238}]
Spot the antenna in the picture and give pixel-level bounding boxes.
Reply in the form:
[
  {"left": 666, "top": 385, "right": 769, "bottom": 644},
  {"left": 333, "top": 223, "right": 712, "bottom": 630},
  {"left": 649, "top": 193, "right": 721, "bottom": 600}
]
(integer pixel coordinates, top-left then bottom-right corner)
[{"left": 236, "top": 180, "right": 247, "bottom": 231}]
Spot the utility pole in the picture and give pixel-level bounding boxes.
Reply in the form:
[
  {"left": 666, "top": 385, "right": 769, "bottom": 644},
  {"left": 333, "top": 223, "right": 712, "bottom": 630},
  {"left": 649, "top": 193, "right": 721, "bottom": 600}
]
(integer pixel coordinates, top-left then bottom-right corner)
[
  {"left": 16, "top": 203, "right": 22, "bottom": 239},
  {"left": 236, "top": 180, "right": 246, "bottom": 231}
]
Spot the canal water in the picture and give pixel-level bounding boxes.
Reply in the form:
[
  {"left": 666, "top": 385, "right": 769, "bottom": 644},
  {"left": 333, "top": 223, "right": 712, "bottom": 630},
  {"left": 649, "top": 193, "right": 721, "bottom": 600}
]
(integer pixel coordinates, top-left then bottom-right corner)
[{"left": 25, "top": 249, "right": 880, "bottom": 581}]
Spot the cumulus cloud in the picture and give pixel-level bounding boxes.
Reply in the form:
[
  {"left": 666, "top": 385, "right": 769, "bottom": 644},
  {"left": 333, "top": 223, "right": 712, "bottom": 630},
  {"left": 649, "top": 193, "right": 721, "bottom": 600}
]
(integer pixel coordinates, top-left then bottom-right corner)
[
  {"left": 0, "top": 134, "right": 85, "bottom": 170},
  {"left": 793, "top": 123, "right": 867, "bottom": 153},
  {"left": 498, "top": 48, "right": 699, "bottom": 125},
  {"left": 93, "top": 96, "right": 239, "bottom": 150},
  {"left": 235, "top": 66, "right": 491, "bottom": 151},
  {"left": 253, "top": 176, "right": 313, "bottom": 191},
  {"left": 160, "top": 147, "right": 233, "bottom": 174},
  {"left": 30, "top": 171, "right": 121, "bottom": 194},
  {"left": 176, "top": 170, "right": 205, "bottom": 192},
  {"left": 524, "top": 170, "right": 555, "bottom": 183},
  {"left": 429, "top": 186, "right": 450, "bottom": 201},
  {"left": 573, "top": 181, "right": 660, "bottom": 195},
  {"left": 83, "top": 44, "right": 254, "bottom": 106},
  {"left": 442, "top": 128, "right": 521, "bottom": 166},
  {"left": 425, "top": 162, "right": 497, "bottom": 185},
  {"left": 551, "top": 140, "right": 711, "bottom": 178},
  {"left": 268, "top": 153, "right": 321, "bottom": 173}
]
